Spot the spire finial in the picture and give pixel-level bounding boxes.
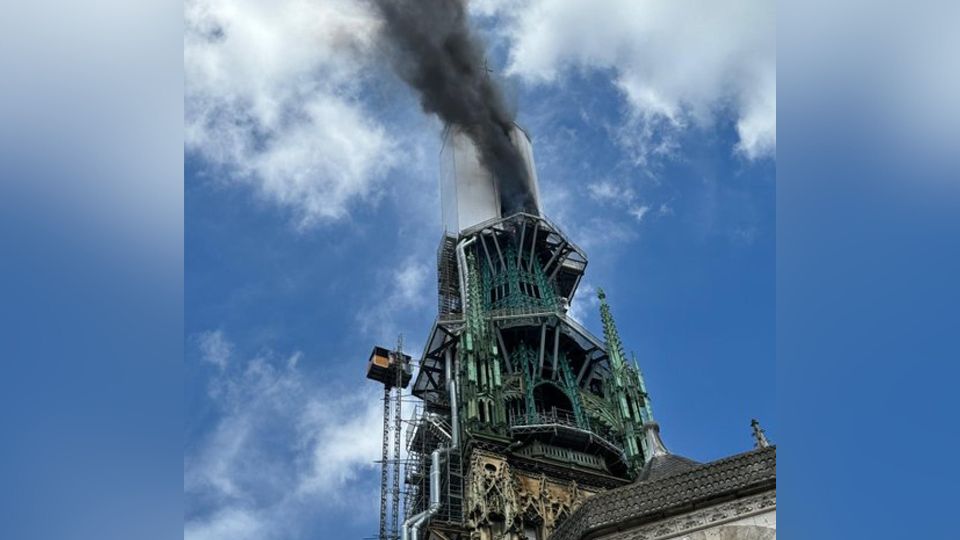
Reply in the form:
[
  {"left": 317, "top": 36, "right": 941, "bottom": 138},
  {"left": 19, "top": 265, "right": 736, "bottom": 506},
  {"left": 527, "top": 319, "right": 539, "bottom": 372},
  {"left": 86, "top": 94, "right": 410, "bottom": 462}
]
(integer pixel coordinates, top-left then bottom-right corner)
[
  {"left": 642, "top": 421, "right": 669, "bottom": 463},
  {"left": 751, "top": 418, "right": 770, "bottom": 448},
  {"left": 597, "top": 288, "right": 623, "bottom": 367}
]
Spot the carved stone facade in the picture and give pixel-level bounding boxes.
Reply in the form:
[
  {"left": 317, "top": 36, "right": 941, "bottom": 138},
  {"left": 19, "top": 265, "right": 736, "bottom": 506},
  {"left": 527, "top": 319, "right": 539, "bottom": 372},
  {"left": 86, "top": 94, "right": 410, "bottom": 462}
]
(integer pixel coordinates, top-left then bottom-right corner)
[{"left": 460, "top": 450, "right": 603, "bottom": 540}]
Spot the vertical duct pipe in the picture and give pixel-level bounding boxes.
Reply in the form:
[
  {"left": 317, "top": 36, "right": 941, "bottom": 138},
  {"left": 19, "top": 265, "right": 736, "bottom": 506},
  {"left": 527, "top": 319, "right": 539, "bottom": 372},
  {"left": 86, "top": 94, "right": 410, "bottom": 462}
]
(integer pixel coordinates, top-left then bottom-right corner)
[
  {"left": 445, "top": 347, "right": 459, "bottom": 447},
  {"left": 403, "top": 449, "right": 443, "bottom": 540},
  {"left": 403, "top": 349, "right": 460, "bottom": 540},
  {"left": 401, "top": 499, "right": 428, "bottom": 540},
  {"left": 456, "top": 236, "right": 477, "bottom": 315}
]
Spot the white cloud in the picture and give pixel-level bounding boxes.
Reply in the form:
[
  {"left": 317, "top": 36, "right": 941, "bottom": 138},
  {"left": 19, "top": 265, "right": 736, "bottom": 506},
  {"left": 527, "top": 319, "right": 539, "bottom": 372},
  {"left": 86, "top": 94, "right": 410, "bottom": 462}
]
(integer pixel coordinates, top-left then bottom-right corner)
[
  {"left": 357, "top": 256, "right": 431, "bottom": 344},
  {"left": 185, "top": 337, "right": 383, "bottom": 539},
  {"left": 394, "top": 261, "right": 431, "bottom": 308},
  {"left": 197, "top": 330, "right": 232, "bottom": 370},
  {"left": 733, "top": 67, "right": 776, "bottom": 159},
  {"left": 629, "top": 205, "right": 651, "bottom": 222},
  {"left": 568, "top": 282, "right": 599, "bottom": 324},
  {"left": 587, "top": 180, "right": 634, "bottom": 202},
  {"left": 484, "top": 0, "right": 776, "bottom": 161},
  {"left": 572, "top": 216, "right": 638, "bottom": 250},
  {"left": 185, "top": 0, "right": 397, "bottom": 228},
  {"left": 184, "top": 507, "right": 265, "bottom": 540},
  {"left": 295, "top": 389, "right": 384, "bottom": 496},
  {"left": 541, "top": 181, "right": 642, "bottom": 252},
  {"left": 584, "top": 180, "right": 661, "bottom": 227}
]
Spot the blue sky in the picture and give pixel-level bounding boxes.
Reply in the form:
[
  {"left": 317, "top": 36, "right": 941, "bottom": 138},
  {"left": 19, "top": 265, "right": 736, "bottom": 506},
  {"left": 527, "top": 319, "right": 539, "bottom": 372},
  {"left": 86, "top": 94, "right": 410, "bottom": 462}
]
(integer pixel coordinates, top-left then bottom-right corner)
[
  {"left": 185, "top": 2, "right": 775, "bottom": 538},
  {"left": 6, "top": 2, "right": 960, "bottom": 540}
]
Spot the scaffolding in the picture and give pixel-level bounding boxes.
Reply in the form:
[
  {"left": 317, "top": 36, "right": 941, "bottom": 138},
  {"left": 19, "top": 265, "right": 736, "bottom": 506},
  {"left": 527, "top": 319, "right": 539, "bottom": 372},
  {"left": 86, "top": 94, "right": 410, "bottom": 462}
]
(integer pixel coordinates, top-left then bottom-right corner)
[
  {"left": 367, "top": 339, "right": 412, "bottom": 540},
  {"left": 437, "top": 234, "right": 461, "bottom": 317},
  {"left": 404, "top": 395, "right": 464, "bottom": 529}
]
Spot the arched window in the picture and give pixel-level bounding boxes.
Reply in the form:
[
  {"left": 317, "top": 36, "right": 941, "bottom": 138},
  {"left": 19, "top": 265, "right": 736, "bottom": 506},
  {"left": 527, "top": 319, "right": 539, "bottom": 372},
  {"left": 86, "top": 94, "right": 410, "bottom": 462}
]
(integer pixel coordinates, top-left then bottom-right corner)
[
  {"left": 477, "top": 398, "right": 494, "bottom": 424},
  {"left": 533, "top": 383, "right": 573, "bottom": 420}
]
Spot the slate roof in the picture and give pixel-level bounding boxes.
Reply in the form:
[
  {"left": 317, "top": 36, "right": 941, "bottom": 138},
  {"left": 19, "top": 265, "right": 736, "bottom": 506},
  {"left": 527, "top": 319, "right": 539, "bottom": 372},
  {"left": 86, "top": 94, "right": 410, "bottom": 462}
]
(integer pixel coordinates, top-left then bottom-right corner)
[
  {"left": 635, "top": 453, "right": 701, "bottom": 482},
  {"left": 550, "top": 446, "right": 776, "bottom": 540}
]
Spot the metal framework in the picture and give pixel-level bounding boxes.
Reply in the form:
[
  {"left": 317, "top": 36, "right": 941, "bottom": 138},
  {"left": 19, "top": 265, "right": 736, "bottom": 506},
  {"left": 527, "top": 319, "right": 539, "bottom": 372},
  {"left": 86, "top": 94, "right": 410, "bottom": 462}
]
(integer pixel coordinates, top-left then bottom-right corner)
[
  {"left": 352, "top": 111, "right": 690, "bottom": 540},
  {"left": 373, "top": 212, "right": 658, "bottom": 540},
  {"left": 378, "top": 385, "right": 391, "bottom": 540},
  {"left": 368, "top": 338, "right": 412, "bottom": 540},
  {"left": 390, "top": 338, "right": 404, "bottom": 539}
]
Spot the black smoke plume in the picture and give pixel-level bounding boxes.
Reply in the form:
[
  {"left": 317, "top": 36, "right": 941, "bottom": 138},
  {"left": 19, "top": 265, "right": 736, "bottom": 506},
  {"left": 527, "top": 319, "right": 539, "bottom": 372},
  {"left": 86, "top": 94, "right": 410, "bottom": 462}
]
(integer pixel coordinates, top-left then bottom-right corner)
[{"left": 373, "top": 0, "right": 537, "bottom": 217}]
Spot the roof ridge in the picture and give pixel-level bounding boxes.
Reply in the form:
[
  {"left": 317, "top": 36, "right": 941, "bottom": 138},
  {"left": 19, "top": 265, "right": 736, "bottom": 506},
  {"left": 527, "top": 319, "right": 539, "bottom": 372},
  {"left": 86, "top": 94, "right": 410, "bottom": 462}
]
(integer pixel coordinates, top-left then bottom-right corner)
[{"left": 549, "top": 446, "right": 776, "bottom": 540}]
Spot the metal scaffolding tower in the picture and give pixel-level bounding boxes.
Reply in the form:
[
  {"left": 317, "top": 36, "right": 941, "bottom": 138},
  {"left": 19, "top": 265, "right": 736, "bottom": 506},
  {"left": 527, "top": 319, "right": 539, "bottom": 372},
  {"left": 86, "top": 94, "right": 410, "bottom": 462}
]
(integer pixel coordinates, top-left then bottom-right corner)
[
  {"left": 390, "top": 337, "right": 404, "bottom": 540},
  {"left": 366, "top": 338, "right": 412, "bottom": 540},
  {"left": 378, "top": 384, "right": 391, "bottom": 540}
]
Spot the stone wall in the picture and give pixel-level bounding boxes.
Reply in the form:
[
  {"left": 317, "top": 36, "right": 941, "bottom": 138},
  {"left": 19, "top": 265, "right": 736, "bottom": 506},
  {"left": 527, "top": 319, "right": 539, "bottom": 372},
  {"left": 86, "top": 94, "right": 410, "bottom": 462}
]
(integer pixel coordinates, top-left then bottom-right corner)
[{"left": 597, "top": 490, "right": 776, "bottom": 540}]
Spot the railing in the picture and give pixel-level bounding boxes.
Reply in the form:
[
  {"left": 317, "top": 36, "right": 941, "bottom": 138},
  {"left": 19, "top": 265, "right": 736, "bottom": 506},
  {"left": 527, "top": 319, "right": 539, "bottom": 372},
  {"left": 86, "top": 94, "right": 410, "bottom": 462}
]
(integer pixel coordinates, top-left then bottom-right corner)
[
  {"left": 424, "top": 413, "right": 453, "bottom": 442},
  {"left": 406, "top": 406, "right": 455, "bottom": 453},
  {"left": 509, "top": 407, "right": 582, "bottom": 430},
  {"left": 508, "top": 408, "right": 628, "bottom": 462},
  {"left": 486, "top": 305, "right": 560, "bottom": 321},
  {"left": 405, "top": 405, "right": 422, "bottom": 451}
]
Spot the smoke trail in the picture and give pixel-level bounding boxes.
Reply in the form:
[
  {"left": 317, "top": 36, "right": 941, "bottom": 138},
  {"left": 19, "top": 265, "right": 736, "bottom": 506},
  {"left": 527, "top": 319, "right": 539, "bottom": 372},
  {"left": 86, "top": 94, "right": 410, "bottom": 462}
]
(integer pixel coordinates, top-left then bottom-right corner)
[{"left": 372, "top": 0, "right": 537, "bottom": 216}]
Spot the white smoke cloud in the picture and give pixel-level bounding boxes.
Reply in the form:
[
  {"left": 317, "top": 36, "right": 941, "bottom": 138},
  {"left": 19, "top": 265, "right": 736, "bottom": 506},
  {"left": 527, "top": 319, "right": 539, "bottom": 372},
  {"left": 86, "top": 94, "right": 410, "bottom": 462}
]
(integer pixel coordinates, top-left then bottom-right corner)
[
  {"left": 185, "top": 0, "right": 396, "bottom": 228},
  {"left": 479, "top": 0, "right": 776, "bottom": 161}
]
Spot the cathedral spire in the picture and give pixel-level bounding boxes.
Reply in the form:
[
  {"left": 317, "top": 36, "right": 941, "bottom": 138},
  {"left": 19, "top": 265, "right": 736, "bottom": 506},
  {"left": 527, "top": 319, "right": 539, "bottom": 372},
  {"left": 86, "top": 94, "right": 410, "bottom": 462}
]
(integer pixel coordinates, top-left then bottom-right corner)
[
  {"left": 598, "top": 289, "right": 654, "bottom": 418},
  {"left": 598, "top": 288, "right": 626, "bottom": 371},
  {"left": 598, "top": 288, "right": 656, "bottom": 469}
]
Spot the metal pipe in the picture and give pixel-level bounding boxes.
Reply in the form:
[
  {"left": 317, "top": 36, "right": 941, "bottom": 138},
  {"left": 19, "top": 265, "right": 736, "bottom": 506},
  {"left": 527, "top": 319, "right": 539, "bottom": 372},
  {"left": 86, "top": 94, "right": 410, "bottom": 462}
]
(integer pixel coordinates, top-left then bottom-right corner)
[
  {"left": 445, "top": 347, "right": 459, "bottom": 447},
  {"left": 456, "top": 236, "right": 477, "bottom": 315},
  {"left": 406, "top": 446, "right": 449, "bottom": 540},
  {"left": 402, "top": 448, "right": 443, "bottom": 540},
  {"left": 430, "top": 449, "right": 442, "bottom": 504},
  {"left": 403, "top": 349, "right": 461, "bottom": 540},
  {"left": 402, "top": 508, "right": 429, "bottom": 540}
]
